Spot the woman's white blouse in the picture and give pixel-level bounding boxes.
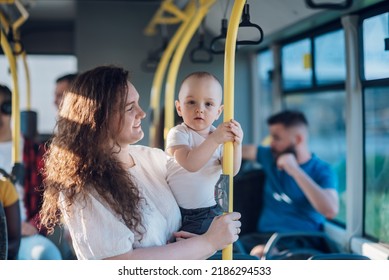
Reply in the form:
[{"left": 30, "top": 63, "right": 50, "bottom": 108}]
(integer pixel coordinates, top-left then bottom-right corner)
[{"left": 61, "top": 145, "right": 181, "bottom": 260}]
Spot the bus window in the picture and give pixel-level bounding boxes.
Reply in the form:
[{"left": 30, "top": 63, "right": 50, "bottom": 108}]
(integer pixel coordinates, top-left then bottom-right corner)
[
  {"left": 363, "top": 12, "right": 389, "bottom": 80},
  {"left": 362, "top": 9, "right": 389, "bottom": 246},
  {"left": 282, "top": 38, "right": 312, "bottom": 90},
  {"left": 364, "top": 87, "right": 389, "bottom": 245},
  {"left": 0, "top": 55, "right": 77, "bottom": 134},
  {"left": 314, "top": 29, "right": 346, "bottom": 85},
  {"left": 257, "top": 49, "right": 273, "bottom": 140}
]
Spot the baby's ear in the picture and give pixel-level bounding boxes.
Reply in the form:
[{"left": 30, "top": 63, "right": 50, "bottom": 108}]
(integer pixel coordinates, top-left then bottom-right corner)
[
  {"left": 216, "top": 104, "right": 224, "bottom": 119},
  {"left": 175, "top": 100, "right": 182, "bottom": 116}
]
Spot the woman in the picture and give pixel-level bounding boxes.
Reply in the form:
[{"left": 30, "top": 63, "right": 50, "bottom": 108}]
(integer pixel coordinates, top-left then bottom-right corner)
[{"left": 40, "top": 65, "right": 241, "bottom": 260}]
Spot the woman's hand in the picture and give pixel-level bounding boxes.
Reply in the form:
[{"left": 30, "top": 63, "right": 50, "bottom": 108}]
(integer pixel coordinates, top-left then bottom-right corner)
[{"left": 203, "top": 212, "right": 241, "bottom": 252}]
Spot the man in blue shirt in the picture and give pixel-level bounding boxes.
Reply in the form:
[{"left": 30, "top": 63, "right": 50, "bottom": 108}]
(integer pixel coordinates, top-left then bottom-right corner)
[{"left": 240, "top": 110, "right": 339, "bottom": 258}]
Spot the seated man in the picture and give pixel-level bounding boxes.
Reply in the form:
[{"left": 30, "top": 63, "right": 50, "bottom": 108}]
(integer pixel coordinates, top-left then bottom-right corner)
[{"left": 240, "top": 110, "right": 339, "bottom": 258}]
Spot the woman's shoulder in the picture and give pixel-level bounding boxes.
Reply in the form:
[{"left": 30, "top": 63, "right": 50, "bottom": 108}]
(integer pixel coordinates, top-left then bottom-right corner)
[
  {"left": 130, "top": 145, "right": 167, "bottom": 161},
  {"left": 129, "top": 145, "right": 168, "bottom": 178},
  {"left": 130, "top": 144, "right": 164, "bottom": 153}
]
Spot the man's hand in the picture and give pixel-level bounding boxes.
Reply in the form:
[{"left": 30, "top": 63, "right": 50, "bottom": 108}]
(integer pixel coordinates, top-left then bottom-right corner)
[{"left": 277, "top": 153, "right": 300, "bottom": 175}]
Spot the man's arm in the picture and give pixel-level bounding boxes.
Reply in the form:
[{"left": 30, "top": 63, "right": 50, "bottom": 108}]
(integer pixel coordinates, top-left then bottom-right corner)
[
  {"left": 277, "top": 154, "right": 339, "bottom": 219},
  {"left": 242, "top": 144, "right": 258, "bottom": 161}
]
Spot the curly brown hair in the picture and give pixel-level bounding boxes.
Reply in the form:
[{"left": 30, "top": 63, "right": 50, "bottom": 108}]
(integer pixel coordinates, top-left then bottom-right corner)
[{"left": 40, "top": 65, "right": 143, "bottom": 236}]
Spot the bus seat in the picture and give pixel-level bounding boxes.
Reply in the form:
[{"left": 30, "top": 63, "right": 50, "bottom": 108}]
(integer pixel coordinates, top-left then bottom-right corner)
[
  {"left": 0, "top": 202, "right": 8, "bottom": 260},
  {"left": 309, "top": 253, "right": 371, "bottom": 260},
  {"left": 261, "top": 231, "right": 339, "bottom": 260},
  {"left": 233, "top": 161, "right": 265, "bottom": 235}
]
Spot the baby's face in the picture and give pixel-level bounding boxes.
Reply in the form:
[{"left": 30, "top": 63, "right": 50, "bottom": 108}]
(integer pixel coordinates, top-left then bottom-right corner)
[{"left": 176, "top": 77, "right": 223, "bottom": 134}]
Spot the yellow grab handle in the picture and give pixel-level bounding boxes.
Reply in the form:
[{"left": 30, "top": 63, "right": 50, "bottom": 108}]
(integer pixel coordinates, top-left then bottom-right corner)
[
  {"left": 221, "top": 0, "right": 246, "bottom": 261},
  {"left": 1, "top": 28, "right": 21, "bottom": 164},
  {"left": 21, "top": 51, "right": 31, "bottom": 110}
]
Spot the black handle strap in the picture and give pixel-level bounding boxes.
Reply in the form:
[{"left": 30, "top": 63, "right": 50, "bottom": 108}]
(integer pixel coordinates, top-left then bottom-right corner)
[
  {"left": 190, "top": 33, "right": 213, "bottom": 63},
  {"left": 305, "top": 0, "right": 353, "bottom": 10},
  {"left": 236, "top": 4, "right": 263, "bottom": 46},
  {"left": 210, "top": 18, "right": 228, "bottom": 55}
]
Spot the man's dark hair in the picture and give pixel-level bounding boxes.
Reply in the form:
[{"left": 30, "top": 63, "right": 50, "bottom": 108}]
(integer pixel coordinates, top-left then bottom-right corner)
[
  {"left": 267, "top": 110, "right": 308, "bottom": 128},
  {"left": 0, "top": 84, "right": 12, "bottom": 100},
  {"left": 0, "top": 84, "right": 12, "bottom": 115},
  {"left": 56, "top": 73, "right": 78, "bottom": 84}
]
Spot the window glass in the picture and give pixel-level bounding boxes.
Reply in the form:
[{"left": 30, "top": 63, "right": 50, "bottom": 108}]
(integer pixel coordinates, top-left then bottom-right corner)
[
  {"left": 364, "top": 86, "right": 389, "bottom": 244},
  {"left": 282, "top": 39, "right": 312, "bottom": 90},
  {"left": 315, "top": 29, "right": 346, "bottom": 84},
  {"left": 285, "top": 91, "right": 347, "bottom": 225},
  {"left": 258, "top": 49, "right": 273, "bottom": 139},
  {"left": 0, "top": 55, "right": 77, "bottom": 134},
  {"left": 363, "top": 12, "right": 389, "bottom": 80}
]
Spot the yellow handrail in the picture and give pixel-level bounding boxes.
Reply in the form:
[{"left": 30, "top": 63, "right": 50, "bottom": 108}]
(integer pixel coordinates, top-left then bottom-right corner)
[
  {"left": 144, "top": 0, "right": 186, "bottom": 36},
  {"left": 0, "top": 28, "right": 21, "bottom": 164},
  {"left": 21, "top": 51, "right": 31, "bottom": 109},
  {"left": 11, "top": 0, "right": 29, "bottom": 32},
  {"left": 164, "top": 0, "right": 216, "bottom": 142},
  {"left": 0, "top": 0, "right": 29, "bottom": 166},
  {"left": 149, "top": 0, "right": 196, "bottom": 147},
  {"left": 222, "top": 0, "right": 246, "bottom": 261},
  {"left": 0, "top": 0, "right": 29, "bottom": 33}
]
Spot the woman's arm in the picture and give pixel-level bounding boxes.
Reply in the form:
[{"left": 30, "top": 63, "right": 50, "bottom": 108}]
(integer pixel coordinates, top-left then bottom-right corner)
[
  {"left": 242, "top": 145, "right": 258, "bottom": 161},
  {"left": 104, "top": 212, "right": 241, "bottom": 260},
  {"left": 4, "top": 201, "right": 21, "bottom": 259}
]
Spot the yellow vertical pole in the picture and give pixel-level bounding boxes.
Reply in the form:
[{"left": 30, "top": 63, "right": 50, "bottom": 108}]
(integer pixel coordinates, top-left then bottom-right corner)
[
  {"left": 222, "top": 0, "right": 246, "bottom": 261},
  {"left": 164, "top": 0, "right": 216, "bottom": 141},
  {"left": 21, "top": 51, "right": 31, "bottom": 110},
  {"left": 0, "top": 0, "right": 29, "bottom": 165},
  {"left": 1, "top": 28, "right": 21, "bottom": 165},
  {"left": 149, "top": 0, "right": 196, "bottom": 147}
]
